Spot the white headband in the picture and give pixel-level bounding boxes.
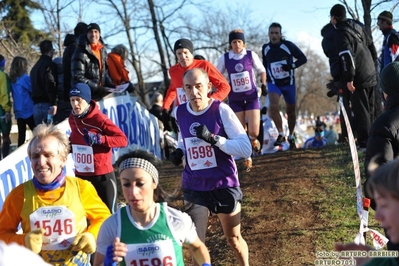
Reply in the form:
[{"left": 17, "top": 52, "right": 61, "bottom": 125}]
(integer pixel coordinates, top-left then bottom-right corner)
[{"left": 119, "top": 158, "right": 159, "bottom": 185}]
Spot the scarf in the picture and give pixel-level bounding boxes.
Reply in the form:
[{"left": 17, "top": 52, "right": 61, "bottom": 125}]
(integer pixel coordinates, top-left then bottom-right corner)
[
  {"left": 32, "top": 170, "right": 66, "bottom": 192},
  {"left": 72, "top": 104, "right": 91, "bottom": 119}
]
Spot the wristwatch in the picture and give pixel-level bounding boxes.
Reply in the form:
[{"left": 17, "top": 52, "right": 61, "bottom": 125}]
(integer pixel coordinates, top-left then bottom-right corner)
[{"left": 213, "top": 135, "right": 221, "bottom": 143}]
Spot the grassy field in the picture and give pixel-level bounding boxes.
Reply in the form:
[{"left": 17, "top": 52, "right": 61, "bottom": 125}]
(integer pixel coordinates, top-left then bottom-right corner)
[{"left": 118, "top": 144, "right": 386, "bottom": 265}]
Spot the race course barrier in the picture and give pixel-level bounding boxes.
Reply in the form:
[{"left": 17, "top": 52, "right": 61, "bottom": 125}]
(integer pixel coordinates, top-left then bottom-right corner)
[{"left": 0, "top": 92, "right": 161, "bottom": 211}]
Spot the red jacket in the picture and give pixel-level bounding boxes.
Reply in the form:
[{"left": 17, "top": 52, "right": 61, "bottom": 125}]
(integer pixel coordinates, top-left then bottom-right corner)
[
  {"left": 69, "top": 100, "right": 128, "bottom": 176},
  {"left": 162, "top": 59, "right": 230, "bottom": 111},
  {"left": 107, "top": 53, "right": 129, "bottom": 85}
]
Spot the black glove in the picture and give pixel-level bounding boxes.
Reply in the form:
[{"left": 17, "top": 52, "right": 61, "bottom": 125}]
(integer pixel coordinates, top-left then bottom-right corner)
[
  {"left": 327, "top": 89, "right": 337, "bottom": 98},
  {"left": 127, "top": 82, "right": 135, "bottom": 93},
  {"left": 98, "top": 85, "right": 108, "bottom": 93},
  {"left": 261, "top": 84, "right": 268, "bottom": 96},
  {"left": 261, "top": 106, "right": 268, "bottom": 115},
  {"left": 162, "top": 109, "right": 171, "bottom": 123},
  {"left": 326, "top": 80, "right": 334, "bottom": 90},
  {"left": 281, "top": 64, "right": 293, "bottom": 71},
  {"left": 336, "top": 81, "right": 344, "bottom": 96},
  {"left": 195, "top": 125, "right": 216, "bottom": 145},
  {"left": 97, "top": 86, "right": 109, "bottom": 99},
  {"left": 169, "top": 148, "right": 184, "bottom": 166}
]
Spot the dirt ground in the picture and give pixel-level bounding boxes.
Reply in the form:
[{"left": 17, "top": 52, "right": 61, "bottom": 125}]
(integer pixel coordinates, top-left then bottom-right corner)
[{"left": 157, "top": 148, "right": 331, "bottom": 266}]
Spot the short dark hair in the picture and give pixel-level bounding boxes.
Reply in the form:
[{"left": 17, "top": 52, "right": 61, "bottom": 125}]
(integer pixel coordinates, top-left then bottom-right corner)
[
  {"left": 39, "top": 40, "right": 53, "bottom": 54},
  {"left": 74, "top": 22, "right": 88, "bottom": 36},
  {"left": 330, "top": 4, "right": 347, "bottom": 21},
  {"left": 269, "top": 22, "right": 282, "bottom": 31}
]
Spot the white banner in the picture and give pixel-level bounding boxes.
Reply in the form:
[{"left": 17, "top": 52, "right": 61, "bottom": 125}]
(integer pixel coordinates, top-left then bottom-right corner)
[{"left": 0, "top": 92, "right": 161, "bottom": 210}]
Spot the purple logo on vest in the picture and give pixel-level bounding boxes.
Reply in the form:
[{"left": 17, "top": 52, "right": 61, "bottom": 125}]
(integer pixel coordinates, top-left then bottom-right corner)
[
  {"left": 234, "top": 63, "right": 244, "bottom": 72},
  {"left": 189, "top": 122, "right": 201, "bottom": 136}
]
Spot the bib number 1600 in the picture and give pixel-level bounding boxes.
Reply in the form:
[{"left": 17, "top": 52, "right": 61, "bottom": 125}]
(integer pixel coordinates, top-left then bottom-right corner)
[{"left": 73, "top": 152, "right": 93, "bottom": 164}]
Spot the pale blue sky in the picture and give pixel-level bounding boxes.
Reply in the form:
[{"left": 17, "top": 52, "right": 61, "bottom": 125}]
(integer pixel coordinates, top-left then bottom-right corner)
[
  {"left": 32, "top": 0, "right": 398, "bottom": 55},
  {"left": 241, "top": 0, "right": 398, "bottom": 55}
]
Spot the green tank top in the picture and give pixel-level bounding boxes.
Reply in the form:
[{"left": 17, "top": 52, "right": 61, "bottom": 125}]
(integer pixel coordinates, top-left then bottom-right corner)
[{"left": 119, "top": 202, "right": 185, "bottom": 266}]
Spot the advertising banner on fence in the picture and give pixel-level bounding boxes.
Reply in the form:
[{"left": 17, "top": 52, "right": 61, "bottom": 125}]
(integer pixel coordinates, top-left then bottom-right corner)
[{"left": 0, "top": 92, "right": 161, "bottom": 210}]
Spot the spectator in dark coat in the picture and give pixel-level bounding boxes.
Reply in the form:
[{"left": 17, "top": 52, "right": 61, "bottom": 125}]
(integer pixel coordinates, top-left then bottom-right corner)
[
  {"left": 30, "top": 40, "right": 58, "bottom": 125},
  {"left": 149, "top": 92, "right": 163, "bottom": 122},
  {"left": 59, "top": 22, "right": 87, "bottom": 122},
  {"left": 364, "top": 61, "right": 399, "bottom": 253},
  {"left": 71, "top": 23, "right": 114, "bottom": 101},
  {"left": 330, "top": 4, "right": 378, "bottom": 149},
  {"left": 321, "top": 22, "right": 353, "bottom": 142}
]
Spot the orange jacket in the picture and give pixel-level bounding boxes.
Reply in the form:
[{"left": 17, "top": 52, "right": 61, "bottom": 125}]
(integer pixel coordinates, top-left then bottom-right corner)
[
  {"left": 162, "top": 59, "right": 230, "bottom": 111},
  {"left": 107, "top": 52, "right": 130, "bottom": 85}
]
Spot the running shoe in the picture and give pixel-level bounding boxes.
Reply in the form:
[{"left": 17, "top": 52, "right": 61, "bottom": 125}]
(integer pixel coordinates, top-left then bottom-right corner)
[
  {"left": 245, "top": 158, "right": 252, "bottom": 172},
  {"left": 274, "top": 134, "right": 286, "bottom": 146},
  {"left": 288, "top": 134, "right": 297, "bottom": 149},
  {"left": 251, "top": 138, "right": 261, "bottom": 153}
]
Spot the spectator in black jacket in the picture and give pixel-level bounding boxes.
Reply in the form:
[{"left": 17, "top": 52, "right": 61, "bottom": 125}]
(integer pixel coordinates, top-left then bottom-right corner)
[
  {"left": 59, "top": 22, "right": 87, "bottom": 122},
  {"left": 30, "top": 40, "right": 58, "bottom": 125},
  {"left": 71, "top": 23, "right": 114, "bottom": 101},
  {"left": 330, "top": 4, "right": 377, "bottom": 149},
  {"left": 364, "top": 61, "right": 399, "bottom": 254},
  {"left": 321, "top": 22, "right": 353, "bottom": 143},
  {"left": 377, "top": 11, "right": 399, "bottom": 72}
]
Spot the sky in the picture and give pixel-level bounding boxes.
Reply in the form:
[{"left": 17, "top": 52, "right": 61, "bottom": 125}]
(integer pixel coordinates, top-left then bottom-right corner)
[
  {"left": 29, "top": 0, "right": 399, "bottom": 83},
  {"left": 31, "top": 0, "right": 399, "bottom": 57},
  {"left": 242, "top": 0, "right": 398, "bottom": 56}
]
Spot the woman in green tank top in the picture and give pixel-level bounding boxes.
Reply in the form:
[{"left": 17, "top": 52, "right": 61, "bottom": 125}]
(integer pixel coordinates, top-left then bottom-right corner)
[{"left": 93, "top": 150, "right": 212, "bottom": 266}]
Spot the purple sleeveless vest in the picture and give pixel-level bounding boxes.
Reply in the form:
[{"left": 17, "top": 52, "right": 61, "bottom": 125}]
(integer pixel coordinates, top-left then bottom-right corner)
[
  {"left": 176, "top": 100, "right": 239, "bottom": 191},
  {"left": 224, "top": 50, "right": 258, "bottom": 102}
]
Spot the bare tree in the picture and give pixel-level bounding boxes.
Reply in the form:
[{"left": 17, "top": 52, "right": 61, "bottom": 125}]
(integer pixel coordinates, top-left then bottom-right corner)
[
  {"left": 295, "top": 46, "right": 336, "bottom": 117},
  {"left": 36, "top": 0, "right": 92, "bottom": 56}
]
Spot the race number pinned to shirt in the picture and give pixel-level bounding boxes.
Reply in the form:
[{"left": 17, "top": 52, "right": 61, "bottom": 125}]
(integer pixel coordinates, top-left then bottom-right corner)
[
  {"left": 184, "top": 137, "right": 217, "bottom": 170},
  {"left": 230, "top": 71, "right": 251, "bottom": 93},
  {"left": 72, "top": 144, "right": 94, "bottom": 173},
  {"left": 271, "top": 60, "right": 289, "bottom": 79},
  {"left": 125, "top": 240, "right": 177, "bottom": 266},
  {"left": 29, "top": 206, "right": 77, "bottom": 250},
  {"left": 176, "top": 87, "right": 188, "bottom": 105}
]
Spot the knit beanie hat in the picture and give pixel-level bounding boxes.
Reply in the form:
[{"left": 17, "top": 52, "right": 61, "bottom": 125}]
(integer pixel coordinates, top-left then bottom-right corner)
[
  {"left": 330, "top": 4, "right": 346, "bottom": 18},
  {"left": 378, "top": 11, "right": 393, "bottom": 23},
  {"left": 229, "top": 31, "right": 245, "bottom": 44},
  {"left": 87, "top": 23, "right": 101, "bottom": 33},
  {"left": 70, "top": 83, "right": 92, "bottom": 103},
  {"left": 380, "top": 61, "right": 399, "bottom": 95},
  {"left": 174, "top": 38, "right": 194, "bottom": 54}
]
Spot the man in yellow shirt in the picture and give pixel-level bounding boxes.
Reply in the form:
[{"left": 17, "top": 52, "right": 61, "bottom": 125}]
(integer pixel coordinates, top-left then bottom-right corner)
[{"left": 0, "top": 123, "right": 111, "bottom": 265}]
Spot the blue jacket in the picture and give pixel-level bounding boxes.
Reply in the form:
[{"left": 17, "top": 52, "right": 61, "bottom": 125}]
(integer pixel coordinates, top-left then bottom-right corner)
[{"left": 11, "top": 74, "right": 34, "bottom": 119}]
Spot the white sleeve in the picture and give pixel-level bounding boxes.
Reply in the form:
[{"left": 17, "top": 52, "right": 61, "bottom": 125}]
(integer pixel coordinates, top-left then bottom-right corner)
[
  {"left": 96, "top": 214, "right": 119, "bottom": 255},
  {"left": 173, "top": 107, "right": 186, "bottom": 153},
  {"left": 214, "top": 103, "right": 252, "bottom": 158},
  {"left": 166, "top": 205, "right": 198, "bottom": 245},
  {"left": 176, "top": 131, "right": 185, "bottom": 152},
  {"left": 216, "top": 54, "right": 226, "bottom": 74},
  {"left": 251, "top": 51, "right": 266, "bottom": 74}
]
